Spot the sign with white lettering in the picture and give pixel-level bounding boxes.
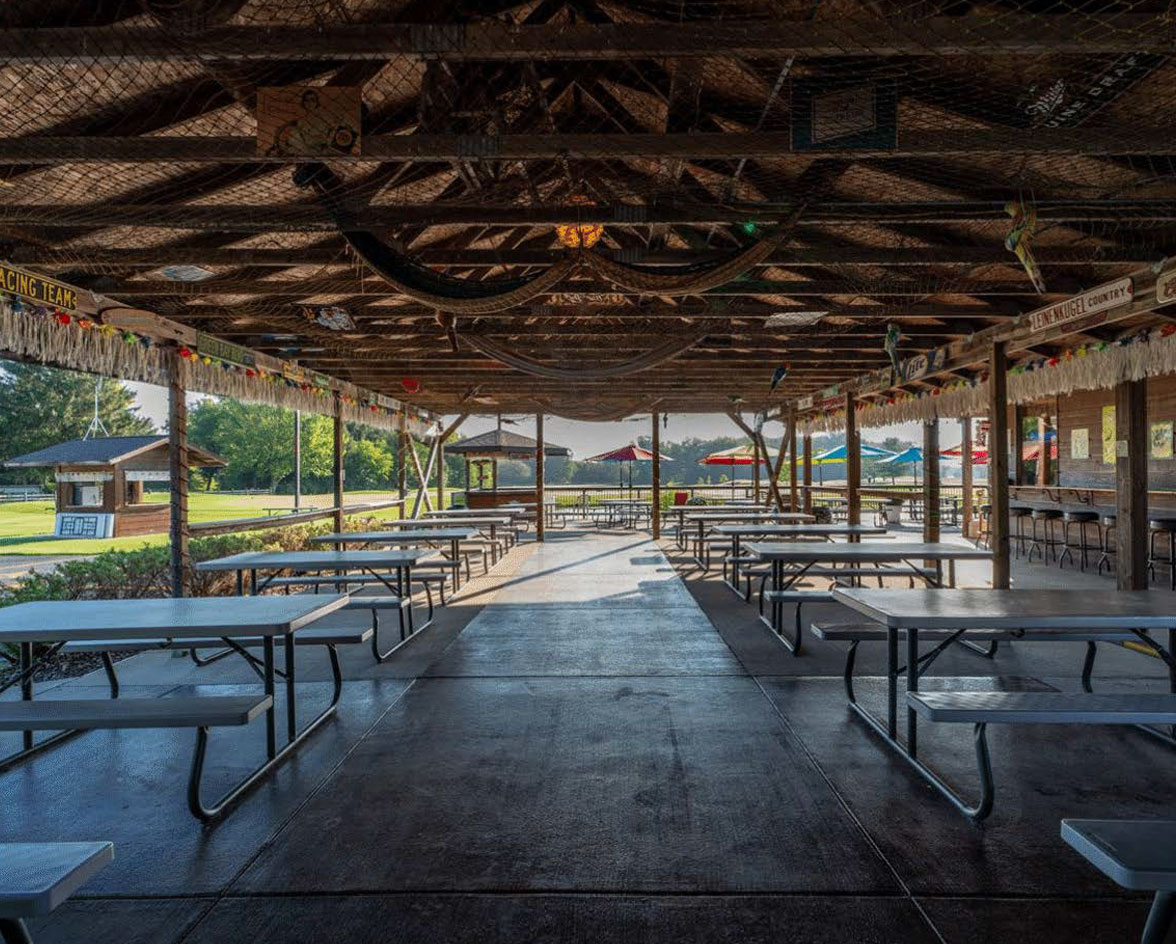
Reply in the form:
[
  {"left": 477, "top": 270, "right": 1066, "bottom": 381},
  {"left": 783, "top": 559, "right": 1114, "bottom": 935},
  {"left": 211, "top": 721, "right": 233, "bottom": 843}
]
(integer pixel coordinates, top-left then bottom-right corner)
[
  {"left": 1028, "top": 278, "right": 1133, "bottom": 334},
  {"left": 55, "top": 472, "right": 113, "bottom": 483},
  {"left": 124, "top": 470, "right": 171, "bottom": 482},
  {"left": 796, "top": 395, "right": 814, "bottom": 411}
]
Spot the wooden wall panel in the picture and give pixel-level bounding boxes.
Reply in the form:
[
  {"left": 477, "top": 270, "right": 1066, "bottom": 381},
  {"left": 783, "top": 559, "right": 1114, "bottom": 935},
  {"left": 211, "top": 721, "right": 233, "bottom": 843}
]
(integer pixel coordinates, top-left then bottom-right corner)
[{"left": 1056, "top": 378, "right": 1176, "bottom": 490}]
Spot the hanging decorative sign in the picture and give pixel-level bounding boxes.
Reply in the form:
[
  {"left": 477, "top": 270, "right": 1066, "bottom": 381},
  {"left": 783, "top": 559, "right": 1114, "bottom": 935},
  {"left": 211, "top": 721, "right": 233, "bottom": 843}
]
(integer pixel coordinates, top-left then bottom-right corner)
[
  {"left": 1157, "top": 268, "right": 1176, "bottom": 307},
  {"left": 124, "top": 470, "right": 172, "bottom": 483},
  {"left": 55, "top": 471, "right": 114, "bottom": 483},
  {"left": 281, "top": 362, "right": 309, "bottom": 384},
  {"left": 305, "top": 305, "right": 356, "bottom": 331},
  {"left": 975, "top": 420, "right": 989, "bottom": 449},
  {"left": 1070, "top": 428, "right": 1090, "bottom": 460},
  {"left": 196, "top": 332, "right": 256, "bottom": 368},
  {"left": 791, "top": 78, "right": 897, "bottom": 151},
  {"left": 1028, "top": 278, "right": 1133, "bottom": 334},
  {"left": 257, "top": 86, "right": 361, "bottom": 157},
  {"left": 899, "top": 347, "right": 947, "bottom": 382},
  {"left": 796, "top": 395, "right": 814, "bottom": 411},
  {"left": 0, "top": 263, "right": 80, "bottom": 311}
]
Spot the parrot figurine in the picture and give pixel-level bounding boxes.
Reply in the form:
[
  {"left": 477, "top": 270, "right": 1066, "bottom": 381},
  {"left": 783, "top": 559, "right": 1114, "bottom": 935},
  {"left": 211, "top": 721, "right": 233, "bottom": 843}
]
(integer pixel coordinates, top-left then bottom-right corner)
[
  {"left": 769, "top": 364, "right": 789, "bottom": 393},
  {"left": 1005, "top": 198, "right": 1048, "bottom": 294}
]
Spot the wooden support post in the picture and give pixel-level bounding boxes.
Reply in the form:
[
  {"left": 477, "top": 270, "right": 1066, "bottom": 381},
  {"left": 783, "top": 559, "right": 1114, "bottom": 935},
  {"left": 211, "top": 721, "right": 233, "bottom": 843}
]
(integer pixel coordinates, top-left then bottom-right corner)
[
  {"left": 652, "top": 412, "right": 661, "bottom": 540},
  {"left": 1037, "top": 414, "right": 1051, "bottom": 486},
  {"left": 923, "top": 419, "right": 940, "bottom": 543},
  {"left": 293, "top": 410, "right": 302, "bottom": 511},
  {"left": 752, "top": 437, "right": 761, "bottom": 504},
  {"left": 989, "top": 341, "right": 1011, "bottom": 589},
  {"left": 437, "top": 440, "right": 446, "bottom": 510},
  {"left": 168, "top": 350, "right": 190, "bottom": 599},
  {"left": 787, "top": 410, "right": 798, "bottom": 513},
  {"left": 1013, "top": 403, "right": 1026, "bottom": 486},
  {"left": 960, "top": 416, "right": 974, "bottom": 539},
  {"left": 492, "top": 458, "right": 498, "bottom": 492},
  {"left": 845, "top": 391, "right": 861, "bottom": 528},
  {"left": 536, "top": 413, "right": 546, "bottom": 543},
  {"left": 397, "top": 411, "right": 408, "bottom": 507},
  {"left": 802, "top": 433, "right": 813, "bottom": 514},
  {"left": 1115, "top": 378, "right": 1148, "bottom": 591},
  {"left": 333, "top": 398, "right": 345, "bottom": 533}
]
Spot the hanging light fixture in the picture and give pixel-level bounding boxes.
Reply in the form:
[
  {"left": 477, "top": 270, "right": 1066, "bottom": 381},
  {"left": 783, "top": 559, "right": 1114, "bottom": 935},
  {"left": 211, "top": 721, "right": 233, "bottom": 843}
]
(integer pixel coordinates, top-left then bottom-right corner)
[{"left": 556, "top": 193, "right": 604, "bottom": 249}]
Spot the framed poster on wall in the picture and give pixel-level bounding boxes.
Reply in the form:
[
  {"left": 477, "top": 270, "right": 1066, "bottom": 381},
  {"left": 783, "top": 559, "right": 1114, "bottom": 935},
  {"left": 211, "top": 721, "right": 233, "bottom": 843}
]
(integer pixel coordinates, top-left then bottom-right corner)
[
  {"left": 1071, "top": 428, "right": 1089, "bottom": 460},
  {"left": 1151, "top": 422, "right": 1174, "bottom": 459}
]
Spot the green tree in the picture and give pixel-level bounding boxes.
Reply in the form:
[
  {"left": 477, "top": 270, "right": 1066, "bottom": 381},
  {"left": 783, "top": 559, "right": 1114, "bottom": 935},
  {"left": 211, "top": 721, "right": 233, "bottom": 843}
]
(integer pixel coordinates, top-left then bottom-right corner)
[{"left": 0, "top": 364, "right": 155, "bottom": 483}]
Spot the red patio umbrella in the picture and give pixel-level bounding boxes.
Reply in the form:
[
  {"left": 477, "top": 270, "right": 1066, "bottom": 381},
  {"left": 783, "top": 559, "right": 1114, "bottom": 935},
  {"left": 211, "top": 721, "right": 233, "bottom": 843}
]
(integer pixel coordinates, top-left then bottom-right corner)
[{"left": 585, "top": 444, "right": 673, "bottom": 496}]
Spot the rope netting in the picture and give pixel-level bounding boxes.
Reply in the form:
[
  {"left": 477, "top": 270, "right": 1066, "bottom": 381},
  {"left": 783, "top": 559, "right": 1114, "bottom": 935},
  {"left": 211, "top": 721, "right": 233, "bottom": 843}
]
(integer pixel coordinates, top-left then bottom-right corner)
[{"left": 0, "top": 0, "right": 1172, "bottom": 405}]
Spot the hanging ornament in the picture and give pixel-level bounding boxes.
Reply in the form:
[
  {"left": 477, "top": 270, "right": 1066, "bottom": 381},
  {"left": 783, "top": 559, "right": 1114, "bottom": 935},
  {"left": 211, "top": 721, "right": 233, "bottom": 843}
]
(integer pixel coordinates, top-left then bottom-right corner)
[
  {"left": 556, "top": 193, "right": 604, "bottom": 249},
  {"left": 769, "top": 364, "right": 789, "bottom": 393},
  {"left": 883, "top": 323, "right": 901, "bottom": 384},
  {"left": 401, "top": 377, "right": 421, "bottom": 394},
  {"left": 1004, "top": 198, "right": 1048, "bottom": 293}
]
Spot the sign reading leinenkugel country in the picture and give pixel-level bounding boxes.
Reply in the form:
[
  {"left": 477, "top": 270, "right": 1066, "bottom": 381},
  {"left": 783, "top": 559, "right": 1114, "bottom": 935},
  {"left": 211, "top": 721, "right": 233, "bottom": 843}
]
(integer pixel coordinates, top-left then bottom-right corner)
[
  {"left": 0, "top": 262, "right": 79, "bottom": 311},
  {"left": 1028, "top": 277, "right": 1133, "bottom": 334}
]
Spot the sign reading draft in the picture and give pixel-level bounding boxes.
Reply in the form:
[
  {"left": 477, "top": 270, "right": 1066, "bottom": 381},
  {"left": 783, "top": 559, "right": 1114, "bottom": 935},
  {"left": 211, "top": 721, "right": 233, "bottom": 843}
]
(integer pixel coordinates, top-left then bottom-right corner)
[
  {"left": 257, "top": 87, "right": 361, "bottom": 158},
  {"left": 0, "top": 263, "right": 79, "bottom": 311}
]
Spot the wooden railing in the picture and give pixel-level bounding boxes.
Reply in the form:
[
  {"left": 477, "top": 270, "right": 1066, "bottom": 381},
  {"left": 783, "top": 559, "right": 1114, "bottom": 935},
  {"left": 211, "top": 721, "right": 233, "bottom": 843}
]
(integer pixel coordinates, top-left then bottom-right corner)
[{"left": 190, "top": 499, "right": 404, "bottom": 536}]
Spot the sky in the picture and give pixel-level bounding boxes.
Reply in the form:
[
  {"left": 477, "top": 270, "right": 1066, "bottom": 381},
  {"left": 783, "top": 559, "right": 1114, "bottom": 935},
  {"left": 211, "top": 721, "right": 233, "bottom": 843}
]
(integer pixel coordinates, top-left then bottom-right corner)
[{"left": 129, "top": 379, "right": 962, "bottom": 459}]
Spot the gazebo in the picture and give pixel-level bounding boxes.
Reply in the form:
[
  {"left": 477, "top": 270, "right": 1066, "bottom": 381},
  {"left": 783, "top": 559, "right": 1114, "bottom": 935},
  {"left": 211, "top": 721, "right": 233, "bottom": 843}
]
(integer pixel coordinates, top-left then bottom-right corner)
[
  {"left": 445, "top": 427, "right": 570, "bottom": 510},
  {"left": 4, "top": 436, "right": 224, "bottom": 538}
]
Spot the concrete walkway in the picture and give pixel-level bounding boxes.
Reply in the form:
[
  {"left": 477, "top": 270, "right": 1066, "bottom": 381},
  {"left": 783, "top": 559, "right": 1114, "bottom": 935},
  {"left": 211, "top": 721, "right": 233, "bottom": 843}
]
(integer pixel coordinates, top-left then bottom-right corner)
[{"left": 4, "top": 532, "right": 1169, "bottom": 943}]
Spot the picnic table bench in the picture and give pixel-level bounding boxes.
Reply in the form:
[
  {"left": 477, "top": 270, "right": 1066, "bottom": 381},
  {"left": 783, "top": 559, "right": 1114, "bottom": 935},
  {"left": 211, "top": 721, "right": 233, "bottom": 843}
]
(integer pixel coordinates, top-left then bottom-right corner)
[
  {"left": 831, "top": 588, "right": 1176, "bottom": 821},
  {"left": 1, "top": 842, "right": 113, "bottom": 944},
  {"left": 748, "top": 542, "right": 992, "bottom": 654},
  {"left": 196, "top": 549, "right": 425, "bottom": 660},
  {"left": 0, "top": 595, "right": 349, "bottom": 821},
  {"left": 1062, "top": 819, "right": 1176, "bottom": 944}
]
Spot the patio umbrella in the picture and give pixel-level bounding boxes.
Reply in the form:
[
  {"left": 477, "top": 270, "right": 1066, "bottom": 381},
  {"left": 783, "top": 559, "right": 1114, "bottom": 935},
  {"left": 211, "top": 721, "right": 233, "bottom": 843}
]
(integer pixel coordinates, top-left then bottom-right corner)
[
  {"left": 940, "top": 443, "right": 1057, "bottom": 465},
  {"left": 878, "top": 445, "right": 924, "bottom": 484},
  {"left": 810, "top": 442, "right": 896, "bottom": 483},
  {"left": 584, "top": 444, "right": 672, "bottom": 499},
  {"left": 699, "top": 442, "right": 770, "bottom": 498}
]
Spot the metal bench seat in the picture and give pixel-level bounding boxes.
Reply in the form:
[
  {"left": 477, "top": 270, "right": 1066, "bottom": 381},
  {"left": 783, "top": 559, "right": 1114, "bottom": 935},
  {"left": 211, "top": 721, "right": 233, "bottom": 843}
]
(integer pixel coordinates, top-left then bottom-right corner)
[
  {"left": 909, "top": 691, "right": 1176, "bottom": 724},
  {"left": 0, "top": 842, "right": 113, "bottom": 944},
  {"left": 903, "top": 691, "right": 1176, "bottom": 821},
  {"left": 1062, "top": 819, "right": 1176, "bottom": 944},
  {"left": 61, "top": 623, "right": 372, "bottom": 654},
  {"left": 0, "top": 695, "right": 272, "bottom": 731}
]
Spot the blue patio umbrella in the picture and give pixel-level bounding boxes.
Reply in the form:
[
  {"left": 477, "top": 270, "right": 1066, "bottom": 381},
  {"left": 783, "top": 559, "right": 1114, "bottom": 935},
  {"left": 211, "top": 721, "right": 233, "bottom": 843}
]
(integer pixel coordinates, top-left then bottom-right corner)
[
  {"left": 811, "top": 442, "right": 896, "bottom": 483},
  {"left": 878, "top": 446, "right": 925, "bottom": 484}
]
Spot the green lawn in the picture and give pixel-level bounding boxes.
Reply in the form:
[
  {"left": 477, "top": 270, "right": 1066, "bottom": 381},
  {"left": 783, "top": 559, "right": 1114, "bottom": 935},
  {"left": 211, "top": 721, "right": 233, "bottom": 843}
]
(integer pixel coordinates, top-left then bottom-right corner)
[{"left": 0, "top": 491, "right": 406, "bottom": 556}]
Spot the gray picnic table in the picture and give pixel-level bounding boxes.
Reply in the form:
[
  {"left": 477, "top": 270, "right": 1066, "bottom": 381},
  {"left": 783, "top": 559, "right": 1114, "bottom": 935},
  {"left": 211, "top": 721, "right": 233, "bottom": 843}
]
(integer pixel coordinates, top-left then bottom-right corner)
[
  {"left": 831, "top": 588, "right": 1176, "bottom": 820},
  {"left": 0, "top": 595, "right": 348, "bottom": 821},
  {"left": 683, "top": 509, "right": 815, "bottom": 560},
  {"left": 416, "top": 512, "right": 518, "bottom": 555},
  {"left": 748, "top": 542, "right": 993, "bottom": 652},
  {"left": 714, "top": 522, "right": 887, "bottom": 594},
  {"left": 1, "top": 841, "right": 114, "bottom": 944},
  {"left": 197, "top": 549, "right": 425, "bottom": 638},
  {"left": 311, "top": 528, "right": 476, "bottom": 590}
]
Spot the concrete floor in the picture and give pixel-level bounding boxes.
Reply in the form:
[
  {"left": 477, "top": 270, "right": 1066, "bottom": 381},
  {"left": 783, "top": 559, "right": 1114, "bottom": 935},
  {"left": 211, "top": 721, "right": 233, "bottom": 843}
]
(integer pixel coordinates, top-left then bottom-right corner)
[{"left": 3, "top": 528, "right": 1172, "bottom": 943}]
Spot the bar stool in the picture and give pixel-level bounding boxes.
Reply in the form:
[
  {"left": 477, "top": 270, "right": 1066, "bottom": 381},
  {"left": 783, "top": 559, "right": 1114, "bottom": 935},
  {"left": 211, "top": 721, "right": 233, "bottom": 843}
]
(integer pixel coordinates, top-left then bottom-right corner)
[
  {"left": 1010, "top": 504, "right": 1033, "bottom": 558},
  {"left": 976, "top": 503, "right": 993, "bottom": 549},
  {"left": 1097, "top": 514, "right": 1117, "bottom": 576},
  {"left": 1148, "top": 517, "right": 1176, "bottom": 590},
  {"left": 1027, "top": 507, "right": 1063, "bottom": 563},
  {"left": 1059, "top": 510, "right": 1100, "bottom": 571}
]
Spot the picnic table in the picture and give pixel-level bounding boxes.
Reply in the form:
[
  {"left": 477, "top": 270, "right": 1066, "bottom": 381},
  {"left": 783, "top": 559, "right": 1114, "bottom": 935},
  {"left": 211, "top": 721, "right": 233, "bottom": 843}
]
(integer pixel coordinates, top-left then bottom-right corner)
[
  {"left": 197, "top": 549, "right": 425, "bottom": 652},
  {"left": 748, "top": 542, "right": 992, "bottom": 652},
  {"left": 831, "top": 588, "right": 1176, "bottom": 820},
  {"left": 715, "top": 523, "right": 887, "bottom": 594},
  {"left": 682, "top": 509, "right": 815, "bottom": 560},
  {"left": 0, "top": 595, "right": 348, "bottom": 820},
  {"left": 311, "top": 528, "right": 476, "bottom": 590}
]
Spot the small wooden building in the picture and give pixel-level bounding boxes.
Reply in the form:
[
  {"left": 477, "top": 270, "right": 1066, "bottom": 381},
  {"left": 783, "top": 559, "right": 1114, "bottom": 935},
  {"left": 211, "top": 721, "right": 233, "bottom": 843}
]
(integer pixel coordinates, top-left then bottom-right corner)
[
  {"left": 447, "top": 429, "right": 570, "bottom": 510},
  {"left": 4, "top": 436, "right": 225, "bottom": 538}
]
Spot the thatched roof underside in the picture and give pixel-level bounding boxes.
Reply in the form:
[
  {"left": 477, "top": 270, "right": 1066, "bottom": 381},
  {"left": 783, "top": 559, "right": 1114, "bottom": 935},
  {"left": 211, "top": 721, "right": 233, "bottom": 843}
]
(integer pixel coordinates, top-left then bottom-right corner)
[{"left": 2, "top": 0, "right": 1175, "bottom": 417}]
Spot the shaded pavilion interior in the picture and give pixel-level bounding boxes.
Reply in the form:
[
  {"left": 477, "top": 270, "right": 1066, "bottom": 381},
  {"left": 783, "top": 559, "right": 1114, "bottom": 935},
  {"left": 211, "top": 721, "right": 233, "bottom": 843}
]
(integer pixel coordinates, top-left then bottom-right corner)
[{"left": 2, "top": 1, "right": 1176, "bottom": 942}]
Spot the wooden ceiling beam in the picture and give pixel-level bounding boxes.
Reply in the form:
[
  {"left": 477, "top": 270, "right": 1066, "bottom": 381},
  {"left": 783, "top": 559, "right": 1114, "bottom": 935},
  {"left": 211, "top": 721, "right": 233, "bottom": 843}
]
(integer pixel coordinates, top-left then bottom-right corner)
[
  {"left": 0, "top": 130, "right": 1172, "bottom": 164},
  {"left": 104, "top": 276, "right": 1063, "bottom": 297},
  {"left": 7, "top": 18, "right": 1173, "bottom": 62}
]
